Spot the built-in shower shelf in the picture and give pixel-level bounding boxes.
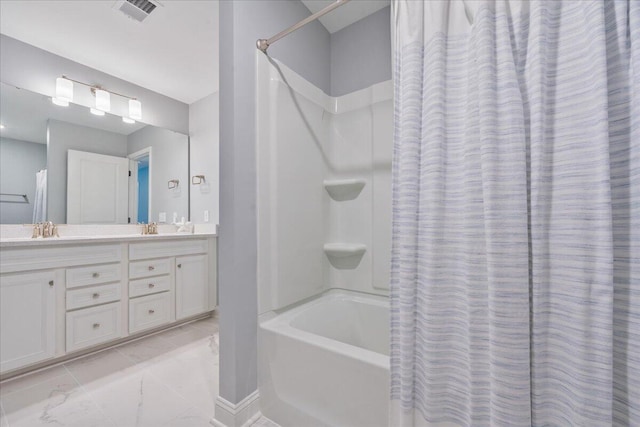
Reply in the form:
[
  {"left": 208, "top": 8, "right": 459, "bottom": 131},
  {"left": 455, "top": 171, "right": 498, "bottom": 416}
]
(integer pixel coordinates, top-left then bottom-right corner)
[
  {"left": 324, "top": 243, "right": 367, "bottom": 269},
  {"left": 323, "top": 179, "right": 366, "bottom": 201}
]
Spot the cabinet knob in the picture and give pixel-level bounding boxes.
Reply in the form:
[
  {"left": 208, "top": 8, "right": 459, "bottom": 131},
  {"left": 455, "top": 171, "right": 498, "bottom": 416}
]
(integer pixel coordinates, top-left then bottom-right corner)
[
  {"left": 49, "top": 280, "right": 54, "bottom": 287},
  {"left": 92, "top": 272, "right": 100, "bottom": 278},
  {"left": 148, "top": 283, "right": 155, "bottom": 288},
  {"left": 177, "top": 264, "right": 182, "bottom": 268},
  {"left": 148, "top": 266, "right": 155, "bottom": 271},
  {"left": 148, "top": 309, "right": 155, "bottom": 314},
  {"left": 93, "top": 323, "right": 100, "bottom": 328},
  {"left": 92, "top": 293, "right": 100, "bottom": 299}
]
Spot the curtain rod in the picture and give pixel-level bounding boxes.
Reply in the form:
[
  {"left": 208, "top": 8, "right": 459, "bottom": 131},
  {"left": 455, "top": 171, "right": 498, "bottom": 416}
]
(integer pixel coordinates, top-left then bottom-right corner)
[{"left": 257, "top": 0, "right": 350, "bottom": 53}]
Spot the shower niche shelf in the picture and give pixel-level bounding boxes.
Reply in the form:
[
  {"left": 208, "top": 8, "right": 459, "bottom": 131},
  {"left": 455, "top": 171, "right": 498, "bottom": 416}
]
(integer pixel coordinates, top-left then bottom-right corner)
[
  {"left": 323, "top": 179, "right": 366, "bottom": 201},
  {"left": 324, "top": 243, "right": 366, "bottom": 269}
]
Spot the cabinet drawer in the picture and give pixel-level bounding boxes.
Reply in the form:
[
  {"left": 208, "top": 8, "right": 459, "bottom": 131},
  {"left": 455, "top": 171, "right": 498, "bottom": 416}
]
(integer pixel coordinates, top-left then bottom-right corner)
[
  {"left": 66, "top": 302, "right": 122, "bottom": 352},
  {"left": 129, "top": 239, "right": 207, "bottom": 261},
  {"left": 66, "top": 263, "right": 122, "bottom": 289},
  {"left": 129, "top": 276, "right": 171, "bottom": 298},
  {"left": 129, "top": 258, "right": 171, "bottom": 279},
  {"left": 66, "top": 283, "right": 122, "bottom": 311},
  {"left": 129, "top": 292, "right": 171, "bottom": 334}
]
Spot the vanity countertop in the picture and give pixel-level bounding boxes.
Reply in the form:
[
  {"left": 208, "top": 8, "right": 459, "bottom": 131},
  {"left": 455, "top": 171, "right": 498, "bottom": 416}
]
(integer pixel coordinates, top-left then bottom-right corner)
[
  {"left": 0, "top": 224, "right": 217, "bottom": 248},
  {"left": 0, "top": 232, "right": 217, "bottom": 248}
]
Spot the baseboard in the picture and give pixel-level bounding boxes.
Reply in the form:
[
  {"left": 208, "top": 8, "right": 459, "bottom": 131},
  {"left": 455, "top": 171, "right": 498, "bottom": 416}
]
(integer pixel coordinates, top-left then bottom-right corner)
[{"left": 211, "top": 390, "right": 260, "bottom": 427}]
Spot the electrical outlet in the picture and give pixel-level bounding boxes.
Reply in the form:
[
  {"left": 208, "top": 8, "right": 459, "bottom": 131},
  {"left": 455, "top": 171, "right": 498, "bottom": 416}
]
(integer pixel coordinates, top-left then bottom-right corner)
[
  {"left": 159, "top": 212, "right": 166, "bottom": 223},
  {"left": 204, "top": 210, "right": 209, "bottom": 223}
]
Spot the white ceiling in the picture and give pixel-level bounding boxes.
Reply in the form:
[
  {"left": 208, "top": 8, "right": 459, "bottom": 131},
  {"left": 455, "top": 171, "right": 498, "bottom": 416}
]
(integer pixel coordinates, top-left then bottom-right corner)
[
  {"left": 0, "top": 82, "right": 146, "bottom": 145},
  {"left": 301, "top": 0, "right": 390, "bottom": 33},
  {"left": 0, "top": 0, "right": 219, "bottom": 105}
]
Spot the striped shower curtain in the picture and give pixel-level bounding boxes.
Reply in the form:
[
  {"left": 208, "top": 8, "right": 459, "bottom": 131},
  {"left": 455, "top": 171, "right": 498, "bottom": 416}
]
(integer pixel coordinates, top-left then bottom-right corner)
[{"left": 390, "top": 1, "right": 639, "bottom": 426}]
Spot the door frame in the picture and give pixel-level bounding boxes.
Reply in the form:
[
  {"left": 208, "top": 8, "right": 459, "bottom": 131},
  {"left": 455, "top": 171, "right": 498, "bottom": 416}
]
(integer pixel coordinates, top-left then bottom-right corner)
[{"left": 128, "top": 147, "right": 152, "bottom": 224}]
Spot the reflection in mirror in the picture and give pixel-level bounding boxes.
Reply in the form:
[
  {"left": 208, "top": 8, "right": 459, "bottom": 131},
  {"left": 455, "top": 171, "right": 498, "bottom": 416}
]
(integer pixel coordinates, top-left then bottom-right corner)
[{"left": 0, "top": 82, "right": 189, "bottom": 225}]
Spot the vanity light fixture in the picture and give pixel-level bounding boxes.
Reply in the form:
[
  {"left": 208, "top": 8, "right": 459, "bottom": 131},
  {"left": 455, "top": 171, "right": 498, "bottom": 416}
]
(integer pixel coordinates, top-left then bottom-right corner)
[
  {"left": 94, "top": 89, "right": 111, "bottom": 112},
  {"left": 129, "top": 99, "right": 142, "bottom": 121},
  {"left": 52, "top": 76, "right": 142, "bottom": 121},
  {"left": 55, "top": 77, "right": 73, "bottom": 103}
]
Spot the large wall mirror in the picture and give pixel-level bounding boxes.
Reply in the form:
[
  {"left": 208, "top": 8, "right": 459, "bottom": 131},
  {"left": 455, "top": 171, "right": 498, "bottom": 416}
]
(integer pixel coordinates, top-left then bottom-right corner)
[{"left": 0, "top": 82, "right": 189, "bottom": 225}]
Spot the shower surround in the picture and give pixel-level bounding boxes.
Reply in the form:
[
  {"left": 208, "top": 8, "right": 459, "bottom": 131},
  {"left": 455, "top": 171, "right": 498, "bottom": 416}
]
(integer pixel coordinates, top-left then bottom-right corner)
[{"left": 255, "top": 52, "right": 392, "bottom": 426}]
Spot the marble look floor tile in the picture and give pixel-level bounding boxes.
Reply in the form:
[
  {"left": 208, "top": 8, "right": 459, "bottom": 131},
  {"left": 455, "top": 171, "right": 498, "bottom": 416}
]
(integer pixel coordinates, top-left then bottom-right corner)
[
  {"left": 64, "top": 349, "right": 137, "bottom": 390},
  {"left": 159, "top": 406, "right": 213, "bottom": 427},
  {"left": 0, "top": 402, "right": 8, "bottom": 427},
  {"left": 115, "top": 334, "right": 180, "bottom": 365},
  {"left": 189, "top": 315, "right": 219, "bottom": 335},
  {"left": 0, "top": 372, "right": 112, "bottom": 427},
  {"left": 84, "top": 370, "right": 195, "bottom": 427},
  {"left": 157, "top": 323, "right": 213, "bottom": 348},
  {"left": 0, "top": 365, "right": 68, "bottom": 397},
  {"left": 251, "top": 415, "right": 281, "bottom": 427}
]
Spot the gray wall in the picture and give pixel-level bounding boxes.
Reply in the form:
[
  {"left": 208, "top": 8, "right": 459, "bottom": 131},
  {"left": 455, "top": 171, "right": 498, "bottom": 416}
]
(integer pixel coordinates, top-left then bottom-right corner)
[
  {"left": 218, "top": 0, "right": 330, "bottom": 405},
  {"left": 0, "top": 35, "right": 189, "bottom": 134},
  {"left": 47, "top": 120, "right": 128, "bottom": 223},
  {"left": 0, "top": 138, "right": 46, "bottom": 224},
  {"left": 330, "top": 6, "right": 391, "bottom": 96},
  {"left": 128, "top": 126, "right": 189, "bottom": 224},
  {"left": 189, "top": 92, "right": 219, "bottom": 224}
]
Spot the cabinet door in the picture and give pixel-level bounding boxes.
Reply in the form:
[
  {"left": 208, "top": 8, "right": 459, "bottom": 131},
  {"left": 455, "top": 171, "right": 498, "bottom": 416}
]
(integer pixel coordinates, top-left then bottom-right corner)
[
  {"left": 175, "top": 254, "right": 208, "bottom": 320},
  {"left": 1, "top": 271, "right": 56, "bottom": 373}
]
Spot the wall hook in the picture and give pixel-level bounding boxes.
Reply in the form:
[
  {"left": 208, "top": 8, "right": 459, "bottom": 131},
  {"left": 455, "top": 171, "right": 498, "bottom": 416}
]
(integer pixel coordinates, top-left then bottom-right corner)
[{"left": 191, "top": 175, "right": 206, "bottom": 185}]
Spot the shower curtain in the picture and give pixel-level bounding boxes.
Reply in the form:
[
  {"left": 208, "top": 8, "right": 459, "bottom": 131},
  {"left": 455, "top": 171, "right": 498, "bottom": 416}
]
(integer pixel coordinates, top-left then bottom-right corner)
[
  {"left": 390, "top": 1, "right": 639, "bottom": 426},
  {"left": 33, "top": 169, "right": 47, "bottom": 223}
]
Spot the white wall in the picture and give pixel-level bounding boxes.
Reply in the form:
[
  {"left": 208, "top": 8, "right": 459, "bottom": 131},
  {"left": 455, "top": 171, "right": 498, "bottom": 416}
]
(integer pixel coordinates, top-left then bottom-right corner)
[
  {"left": 127, "top": 126, "right": 189, "bottom": 224},
  {"left": 47, "top": 120, "right": 128, "bottom": 224},
  {"left": 189, "top": 92, "right": 219, "bottom": 224},
  {"left": 0, "top": 138, "right": 46, "bottom": 224}
]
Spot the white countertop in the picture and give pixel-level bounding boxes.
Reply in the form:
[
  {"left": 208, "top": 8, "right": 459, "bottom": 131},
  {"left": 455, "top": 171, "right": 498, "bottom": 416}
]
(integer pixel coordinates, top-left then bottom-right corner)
[{"left": 0, "top": 224, "right": 217, "bottom": 248}]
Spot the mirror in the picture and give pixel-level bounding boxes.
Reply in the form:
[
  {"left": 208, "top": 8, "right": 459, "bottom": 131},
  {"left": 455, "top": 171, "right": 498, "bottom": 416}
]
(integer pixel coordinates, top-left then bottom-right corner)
[{"left": 0, "top": 82, "right": 189, "bottom": 225}]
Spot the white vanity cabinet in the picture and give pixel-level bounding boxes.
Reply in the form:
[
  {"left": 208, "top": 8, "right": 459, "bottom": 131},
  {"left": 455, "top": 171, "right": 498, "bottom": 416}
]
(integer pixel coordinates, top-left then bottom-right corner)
[
  {"left": 0, "top": 271, "right": 56, "bottom": 373},
  {"left": 0, "top": 234, "right": 217, "bottom": 377},
  {"left": 176, "top": 254, "right": 208, "bottom": 320}
]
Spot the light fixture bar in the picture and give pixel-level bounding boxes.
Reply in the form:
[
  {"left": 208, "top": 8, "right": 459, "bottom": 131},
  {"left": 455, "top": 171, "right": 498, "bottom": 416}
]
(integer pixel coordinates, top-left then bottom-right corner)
[{"left": 60, "top": 76, "right": 138, "bottom": 100}]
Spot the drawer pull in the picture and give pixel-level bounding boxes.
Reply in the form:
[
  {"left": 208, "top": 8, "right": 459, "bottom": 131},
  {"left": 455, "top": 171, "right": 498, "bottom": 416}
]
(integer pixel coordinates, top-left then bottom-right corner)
[
  {"left": 93, "top": 323, "right": 101, "bottom": 328},
  {"left": 148, "top": 283, "right": 155, "bottom": 288},
  {"left": 148, "top": 309, "right": 155, "bottom": 314},
  {"left": 148, "top": 266, "right": 155, "bottom": 271},
  {"left": 177, "top": 264, "right": 182, "bottom": 268},
  {"left": 92, "top": 272, "right": 100, "bottom": 278},
  {"left": 92, "top": 293, "right": 100, "bottom": 299},
  {"left": 49, "top": 280, "right": 54, "bottom": 287}
]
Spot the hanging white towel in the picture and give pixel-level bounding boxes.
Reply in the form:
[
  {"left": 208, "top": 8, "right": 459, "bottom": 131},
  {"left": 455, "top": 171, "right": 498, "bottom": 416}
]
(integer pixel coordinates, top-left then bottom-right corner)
[{"left": 32, "top": 169, "right": 47, "bottom": 223}]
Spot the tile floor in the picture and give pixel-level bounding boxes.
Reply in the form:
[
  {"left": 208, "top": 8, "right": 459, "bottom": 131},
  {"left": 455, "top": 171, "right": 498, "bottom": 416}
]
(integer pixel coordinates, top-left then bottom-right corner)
[{"left": 0, "top": 315, "right": 219, "bottom": 427}]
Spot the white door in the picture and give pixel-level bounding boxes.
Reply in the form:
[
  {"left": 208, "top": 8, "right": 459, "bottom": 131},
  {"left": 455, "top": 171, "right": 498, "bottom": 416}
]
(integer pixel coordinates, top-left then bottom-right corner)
[
  {"left": 0, "top": 271, "right": 56, "bottom": 373},
  {"left": 175, "top": 254, "right": 208, "bottom": 319},
  {"left": 67, "top": 150, "right": 129, "bottom": 224}
]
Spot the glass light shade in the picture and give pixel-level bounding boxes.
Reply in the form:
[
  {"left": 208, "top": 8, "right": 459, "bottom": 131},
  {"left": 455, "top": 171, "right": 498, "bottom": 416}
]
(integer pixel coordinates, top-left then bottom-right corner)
[
  {"left": 129, "top": 99, "right": 142, "bottom": 121},
  {"left": 51, "top": 97, "right": 69, "bottom": 107},
  {"left": 95, "top": 89, "right": 110, "bottom": 112},
  {"left": 90, "top": 108, "right": 105, "bottom": 116},
  {"left": 56, "top": 77, "right": 73, "bottom": 102},
  {"left": 122, "top": 117, "right": 135, "bottom": 124}
]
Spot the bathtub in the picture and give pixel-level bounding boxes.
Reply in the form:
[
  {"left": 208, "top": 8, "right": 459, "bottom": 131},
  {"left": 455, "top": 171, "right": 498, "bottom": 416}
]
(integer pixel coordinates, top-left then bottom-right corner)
[{"left": 258, "top": 290, "right": 390, "bottom": 427}]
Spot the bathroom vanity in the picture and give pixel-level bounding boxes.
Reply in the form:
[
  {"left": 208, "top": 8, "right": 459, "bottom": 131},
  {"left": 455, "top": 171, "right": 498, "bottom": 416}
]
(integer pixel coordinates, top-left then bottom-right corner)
[{"left": 0, "top": 231, "right": 217, "bottom": 379}]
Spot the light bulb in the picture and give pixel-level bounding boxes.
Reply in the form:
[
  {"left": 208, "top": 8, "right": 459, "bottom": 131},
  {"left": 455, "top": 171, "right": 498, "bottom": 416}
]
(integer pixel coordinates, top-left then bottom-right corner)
[
  {"left": 56, "top": 77, "right": 73, "bottom": 102},
  {"left": 95, "top": 89, "right": 110, "bottom": 112},
  {"left": 129, "top": 99, "right": 142, "bottom": 121},
  {"left": 90, "top": 108, "right": 105, "bottom": 116},
  {"left": 122, "top": 117, "right": 135, "bottom": 124}
]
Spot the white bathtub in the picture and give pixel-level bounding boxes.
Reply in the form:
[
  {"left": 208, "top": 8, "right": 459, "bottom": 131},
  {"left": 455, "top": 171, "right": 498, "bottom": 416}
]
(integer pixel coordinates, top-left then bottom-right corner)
[{"left": 258, "top": 290, "right": 390, "bottom": 427}]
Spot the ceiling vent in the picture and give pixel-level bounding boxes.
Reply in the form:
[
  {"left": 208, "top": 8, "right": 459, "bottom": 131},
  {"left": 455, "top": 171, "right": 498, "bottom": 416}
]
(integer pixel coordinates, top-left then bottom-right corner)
[{"left": 115, "top": 0, "right": 160, "bottom": 22}]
